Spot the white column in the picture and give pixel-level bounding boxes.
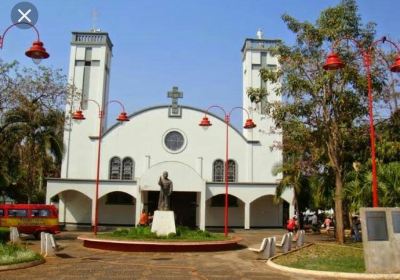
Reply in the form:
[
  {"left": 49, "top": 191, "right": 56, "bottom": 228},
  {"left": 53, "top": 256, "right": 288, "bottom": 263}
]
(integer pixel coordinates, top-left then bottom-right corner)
[
  {"left": 58, "top": 194, "right": 66, "bottom": 225},
  {"left": 199, "top": 191, "right": 206, "bottom": 230},
  {"left": 144, "top": 155, "right": 151, "bottom": 170},
  {"left": 46, "top": 195, "right": 51, "bottom": 205},
  {"left": 196, "top": 157, "right": 203, "bottom": 177},
  {"left": 247, "top": 141, "right": 254, "bottom": 182},
  {"left": 290, "top": 204, "right": 295, "bottom": 219},
  {"left": 244, "top": 202, "right": 250, "bottom": 229},
  {"left": 135, "top": 189, "right": 142, "bottom": 227},
  {"left": 91, "top": 196, "right": 96, "bottom": 227}
]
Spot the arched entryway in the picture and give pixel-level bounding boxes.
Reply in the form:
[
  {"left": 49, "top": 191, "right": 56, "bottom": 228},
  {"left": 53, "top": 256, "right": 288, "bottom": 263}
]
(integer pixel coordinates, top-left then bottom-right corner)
[
  {"left": 146, "top": 191, "right": 197, "bottom": 228},
  {"left": 139, "top": 161, "right": 206, "bottom": 230},
  {"left": 205, "top": 194, "right": 244, "bottom": 227},
  {"left": 55, "top": 190, "right": 92, "bottom": 227},
  {"left": 98, "top": 191, "right": 136, "bottom": 226},
  {"left": 250, "top": 195, "right": 285, "bottom": 227}
]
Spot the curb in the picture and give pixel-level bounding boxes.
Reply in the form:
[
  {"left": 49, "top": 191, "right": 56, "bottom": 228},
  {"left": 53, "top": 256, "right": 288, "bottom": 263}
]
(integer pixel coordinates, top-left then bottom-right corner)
[
  {"left": 78, "top": 235, "right": 243, "bottom": 252},
  {"left": 0, "top": 259, "right": 45, "bottom": 271},
  {"left": 266, "top": 245, "right": 400, "bottom": 280}
]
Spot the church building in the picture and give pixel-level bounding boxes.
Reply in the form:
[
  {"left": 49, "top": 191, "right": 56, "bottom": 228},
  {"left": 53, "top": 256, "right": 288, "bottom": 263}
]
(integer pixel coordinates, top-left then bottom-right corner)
[{"left": 46, "top": 30, "right": 294, "bottom": 230}]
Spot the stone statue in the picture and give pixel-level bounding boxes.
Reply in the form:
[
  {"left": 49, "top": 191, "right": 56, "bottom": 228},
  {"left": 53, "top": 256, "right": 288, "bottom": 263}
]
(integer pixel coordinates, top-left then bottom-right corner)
[{"left": 158, "top": 171, "right": 173, "bottom": 211}]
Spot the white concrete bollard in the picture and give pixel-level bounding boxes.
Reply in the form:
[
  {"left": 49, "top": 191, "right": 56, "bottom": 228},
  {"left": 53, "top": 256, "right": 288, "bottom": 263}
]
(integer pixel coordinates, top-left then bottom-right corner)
[
  {"left": 40, "top": 232, "right": 46, "bottom": 255},
  {"left": 9, "top": 227, "right": 21, "bottom": 244},
  {"left": 41, "top": 233, "right": 58, "bottom": 257}
]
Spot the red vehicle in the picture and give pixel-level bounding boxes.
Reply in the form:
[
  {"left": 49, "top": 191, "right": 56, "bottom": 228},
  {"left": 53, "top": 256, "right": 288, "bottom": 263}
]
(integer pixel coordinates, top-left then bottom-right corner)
[{"left": 0, "top": 204, "right": 60, "bottom": 239}]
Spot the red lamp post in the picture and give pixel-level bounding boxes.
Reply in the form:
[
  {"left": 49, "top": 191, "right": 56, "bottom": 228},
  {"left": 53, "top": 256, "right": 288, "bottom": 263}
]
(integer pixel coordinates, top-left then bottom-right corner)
[
  {"left": 0, "top": 22, "right": 49, "bottom": 63},
  {"left": 199, "top": 106, "right": 256, "bottom": 237},
  {"left": 323, "top": 36, "right": 400, "bottom": 207},
  {"left": 72, "top": 99, "right": 129, "bottom": 235}
]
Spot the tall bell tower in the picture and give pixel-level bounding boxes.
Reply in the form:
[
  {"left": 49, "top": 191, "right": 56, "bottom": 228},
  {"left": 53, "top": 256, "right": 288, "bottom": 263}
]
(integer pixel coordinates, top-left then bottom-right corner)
[
  {"left": 241, "top": 30, "right": 282, "bottom": 182},
  {"left": 241, "top": 29, "right": 281, "bottom": 140},
  {"left": 61, "top": 31, "right": 113, "bottom": 178}
]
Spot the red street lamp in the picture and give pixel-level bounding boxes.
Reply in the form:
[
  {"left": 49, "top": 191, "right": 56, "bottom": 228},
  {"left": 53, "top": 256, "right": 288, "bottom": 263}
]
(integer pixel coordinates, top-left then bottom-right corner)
[
  {"left": 323, "top": 36, "right": 400, "bottom": 207},
  {"left": 199, "top": 106, "right": 256, "bottom": 237},
  {"left": 72, "top": 99, "right": 129, "bottom": 235},
  {"left": 0, "top": 22, "right": 49, "bottom": 64}
]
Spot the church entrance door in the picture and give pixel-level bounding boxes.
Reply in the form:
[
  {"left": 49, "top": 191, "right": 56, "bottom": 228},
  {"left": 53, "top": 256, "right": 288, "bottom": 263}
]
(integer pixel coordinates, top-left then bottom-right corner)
[
  {"left": 147, "top": 191, "right": 197, "bottom": 228},
  {"left": 171, "top": 192, "right": 197, "bottom": 228}
]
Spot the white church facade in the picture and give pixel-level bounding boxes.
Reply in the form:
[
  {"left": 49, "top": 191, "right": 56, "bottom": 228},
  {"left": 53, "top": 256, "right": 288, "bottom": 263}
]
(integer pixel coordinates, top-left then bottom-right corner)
[{"left": 46, "top": 30, "right": 294, "bottom": 230}]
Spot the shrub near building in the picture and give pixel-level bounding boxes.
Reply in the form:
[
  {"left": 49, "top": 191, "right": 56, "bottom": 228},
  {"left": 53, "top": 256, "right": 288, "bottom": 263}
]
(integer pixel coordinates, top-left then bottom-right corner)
[{"left": 0, "top": 227, "right": 42, "bottom": 266}]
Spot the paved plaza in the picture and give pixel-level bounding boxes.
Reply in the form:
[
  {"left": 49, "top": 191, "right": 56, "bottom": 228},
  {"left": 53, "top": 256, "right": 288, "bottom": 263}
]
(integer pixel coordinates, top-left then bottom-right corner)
[{"left": 0, "top": 228, "right": 362, "bottom": 280}]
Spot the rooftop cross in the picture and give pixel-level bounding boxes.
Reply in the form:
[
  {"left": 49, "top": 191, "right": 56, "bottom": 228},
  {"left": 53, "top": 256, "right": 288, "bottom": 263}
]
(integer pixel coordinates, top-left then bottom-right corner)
[{"left": 167, "top": 86, "right": 183, "bottom": 117}]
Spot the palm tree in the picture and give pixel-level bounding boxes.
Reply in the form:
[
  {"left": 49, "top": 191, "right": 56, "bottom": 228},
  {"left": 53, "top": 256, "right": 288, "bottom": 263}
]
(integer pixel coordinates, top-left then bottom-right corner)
[
  {"left": 3, "top": 104, "right": 64, "bottom": 203},
  {"left": 344, "top": 161, "right": 400, "bottom": 212},
  {"left": 377, "top": 162, "right": 400, "bottom": 207},
  {"left": 344, "top": 166, "right": 371, "bottom": 214},
  {"left": 272, "top": 157, "right": 306, "bottom": 216}
]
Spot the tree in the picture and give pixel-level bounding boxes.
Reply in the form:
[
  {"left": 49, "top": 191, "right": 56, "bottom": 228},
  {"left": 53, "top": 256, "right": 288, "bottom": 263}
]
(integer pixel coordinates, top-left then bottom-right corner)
[
  {"left": 250, "top": 0, "right": 390, "bottom": 243},
  {"left": 343, "top": 104, "right": 400, "bottom": 216},
  {"left": 0, "top": 61, "right": 69, "bottom": 203}
]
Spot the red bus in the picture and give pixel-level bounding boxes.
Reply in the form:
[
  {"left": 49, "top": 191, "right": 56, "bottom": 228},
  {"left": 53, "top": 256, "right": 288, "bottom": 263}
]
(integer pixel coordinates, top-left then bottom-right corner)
[{"left": 0, "top": 204, "right": 60, "bottom": 239}]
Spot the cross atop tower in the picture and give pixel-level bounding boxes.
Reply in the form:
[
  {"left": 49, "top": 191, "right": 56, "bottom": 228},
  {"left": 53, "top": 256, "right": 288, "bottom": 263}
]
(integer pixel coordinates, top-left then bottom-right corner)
[{"left": 167, "top": 86, "right": 183, "bottom": 117}]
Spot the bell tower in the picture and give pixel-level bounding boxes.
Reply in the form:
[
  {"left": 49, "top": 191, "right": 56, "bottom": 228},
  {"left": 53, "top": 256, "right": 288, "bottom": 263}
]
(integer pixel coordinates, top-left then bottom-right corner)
[
  {"left": 241, "top": 30, "right": 282, "bottom": 182},
  {"left": 241, "top": 29, "right": 280, "bottom": 141},
  {"left": 61, "top": 31, "right": 113, "bottom": 178}
]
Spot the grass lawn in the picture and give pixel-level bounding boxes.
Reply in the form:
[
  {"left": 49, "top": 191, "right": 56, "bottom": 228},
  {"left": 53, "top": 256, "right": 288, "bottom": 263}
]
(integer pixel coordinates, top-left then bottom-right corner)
[
  {"left": 274, "top": 243, "right": 365, "bottom": 273},
  {"left": 0, "top": 243, "right": 42, "bottom": 265},
  {"left": 98, "top": 226, "right": 228, "bottom": 241}
]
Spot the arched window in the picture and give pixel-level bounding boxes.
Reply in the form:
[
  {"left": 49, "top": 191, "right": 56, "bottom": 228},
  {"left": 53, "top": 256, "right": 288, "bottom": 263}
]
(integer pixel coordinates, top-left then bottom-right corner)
[
  {"left": 122, "top": 157, "right": 134, "bottom": 180},
  {"left": 228, "top": 160, "right": 237, "bottom": 182},
  {"left": 109, "top": 157, "right": 121, "bottom": 180},
  {"left": 213, "top": 160, "right": 224, "bottom": 182}
]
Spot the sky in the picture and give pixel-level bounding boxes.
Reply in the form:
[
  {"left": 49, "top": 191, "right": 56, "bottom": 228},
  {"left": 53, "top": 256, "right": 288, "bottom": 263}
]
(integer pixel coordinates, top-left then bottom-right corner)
[{"left": 0, "top": 0, "right": 399, "bottom": 128}]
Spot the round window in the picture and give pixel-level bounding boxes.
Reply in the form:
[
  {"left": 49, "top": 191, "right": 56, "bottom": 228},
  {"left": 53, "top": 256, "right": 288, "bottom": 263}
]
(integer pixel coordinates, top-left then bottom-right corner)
[{"left": 164, "top": 130, "right": 185, "bottom": 152}]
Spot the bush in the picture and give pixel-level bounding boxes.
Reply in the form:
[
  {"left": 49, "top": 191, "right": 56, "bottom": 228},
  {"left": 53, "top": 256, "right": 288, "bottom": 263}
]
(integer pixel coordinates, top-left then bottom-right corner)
[
  {"left": 0, "top": 243, "right": 42, "bottom": 265},
  {"left": 100, "top": 226, "right": 225, "bottom": 241},
  {"left": 0, "top": 227, "right": 10, "bottom": 243}
]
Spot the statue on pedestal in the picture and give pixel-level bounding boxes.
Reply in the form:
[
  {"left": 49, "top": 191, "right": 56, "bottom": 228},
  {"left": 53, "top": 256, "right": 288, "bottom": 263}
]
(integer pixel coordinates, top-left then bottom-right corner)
[{"left": 158, "top": 171, "right": 173, "bottom": 211}]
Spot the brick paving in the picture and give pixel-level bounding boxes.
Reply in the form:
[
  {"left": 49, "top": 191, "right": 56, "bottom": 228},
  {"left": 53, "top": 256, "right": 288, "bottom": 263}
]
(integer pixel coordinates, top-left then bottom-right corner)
[{"left": 0, "top": 228, "right": 348, "bottom": 280}]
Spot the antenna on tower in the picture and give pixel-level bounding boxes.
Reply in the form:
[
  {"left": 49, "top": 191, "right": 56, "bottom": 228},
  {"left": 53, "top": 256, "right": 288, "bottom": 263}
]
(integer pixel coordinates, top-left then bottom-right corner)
[
  {"left": 256, "top": 28, "right": 264, "bottom": 39},
  {"left": 91, "top": 9, "right": 101, "bottom": 32}
]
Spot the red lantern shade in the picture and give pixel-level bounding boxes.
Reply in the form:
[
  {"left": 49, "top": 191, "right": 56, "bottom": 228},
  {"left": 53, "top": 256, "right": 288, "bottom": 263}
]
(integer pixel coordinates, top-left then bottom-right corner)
[
  {"left": 25, "top": 41, "right": 49, "bottom": 60},
  {"left": 390, "top": 55, "right": 400, "bottom": 73},
  {"left": 244, "top": 118, "right": 256, "bottom": 129},
  {"left": 116, "top": 112, "right": 129, "bottom": 122},
  {"left": 199, "top": 116, "right": 212, "bottom": 126},
  {"left": 323, "top": 53, "right": 345, "bottom": 70},
  {"left": 72, "top": 110, "right": 85, "bottom": 120}
]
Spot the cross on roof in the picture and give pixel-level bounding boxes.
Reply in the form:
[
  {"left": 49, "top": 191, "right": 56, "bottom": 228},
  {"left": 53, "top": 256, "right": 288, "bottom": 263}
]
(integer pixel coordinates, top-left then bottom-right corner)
[{"left": 167, "top": 86, "right": 183, "bottom": 117}]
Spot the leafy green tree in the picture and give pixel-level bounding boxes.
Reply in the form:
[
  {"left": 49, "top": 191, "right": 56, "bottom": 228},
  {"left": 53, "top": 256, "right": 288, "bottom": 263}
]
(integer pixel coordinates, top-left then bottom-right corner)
[
  {"left": 0, "top": 61, "right": 68, "bottom": 203},
  {"left": 345, "top": 161, "right": 400, "bottom": 211},
  {"left": 251, "top": 0, "right": 390, "bottom": 243},
  {"left": 378, "top": 162, "right": 400, "bottom": 206},
  {"left": 344, "top": 107, "right": 400, "bottom": 215},
  {"left": 343, "top": 162, "right": 371, "bottom": 214}
]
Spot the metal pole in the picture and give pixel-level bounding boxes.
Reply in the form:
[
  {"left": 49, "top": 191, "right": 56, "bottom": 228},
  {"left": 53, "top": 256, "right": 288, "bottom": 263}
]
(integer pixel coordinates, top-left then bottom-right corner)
[
  {"left": 94, "top": 111, "right": 103, "bottom": 235},
  {"left": 224, "top": 115, "right": 229, "bottom": 237},
  {"left": 364, "top": 53, "right": 379, "bottom": 207}
]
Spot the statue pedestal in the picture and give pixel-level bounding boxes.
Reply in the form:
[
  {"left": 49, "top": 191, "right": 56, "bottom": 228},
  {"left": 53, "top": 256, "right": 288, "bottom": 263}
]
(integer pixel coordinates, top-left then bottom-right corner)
[{"left": 151, "top": 210, "right": 176, "bottom": 236}]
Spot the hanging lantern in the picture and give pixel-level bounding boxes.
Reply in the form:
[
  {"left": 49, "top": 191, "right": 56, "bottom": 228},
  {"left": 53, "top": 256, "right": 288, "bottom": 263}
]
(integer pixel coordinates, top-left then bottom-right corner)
[
  {"left": 25, "top": 41, "right": 49, "bottom": 64},
  {"left": 244, "top": 118, "right": 256, "bottom": 129},
  {"left": 199, "top": 116, "right": 212, "bottom": 126},
  {"left": 390, "top": 55, "right": 400, "bottom": 73},
  {"left": 116, "top": 112, "right": 129, "bottom": 122},
  {"left": 72, "top": 110, "right": 85, "bottom": 120},
  {"left": 323, "top": 52, "right": 345, "bottom": 70}
]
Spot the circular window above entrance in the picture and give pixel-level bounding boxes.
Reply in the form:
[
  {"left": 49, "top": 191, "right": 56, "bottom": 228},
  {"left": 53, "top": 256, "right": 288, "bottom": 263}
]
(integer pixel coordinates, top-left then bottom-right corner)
[{"left": 163, "top": 129, "right": 187, "bottom": 153}]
